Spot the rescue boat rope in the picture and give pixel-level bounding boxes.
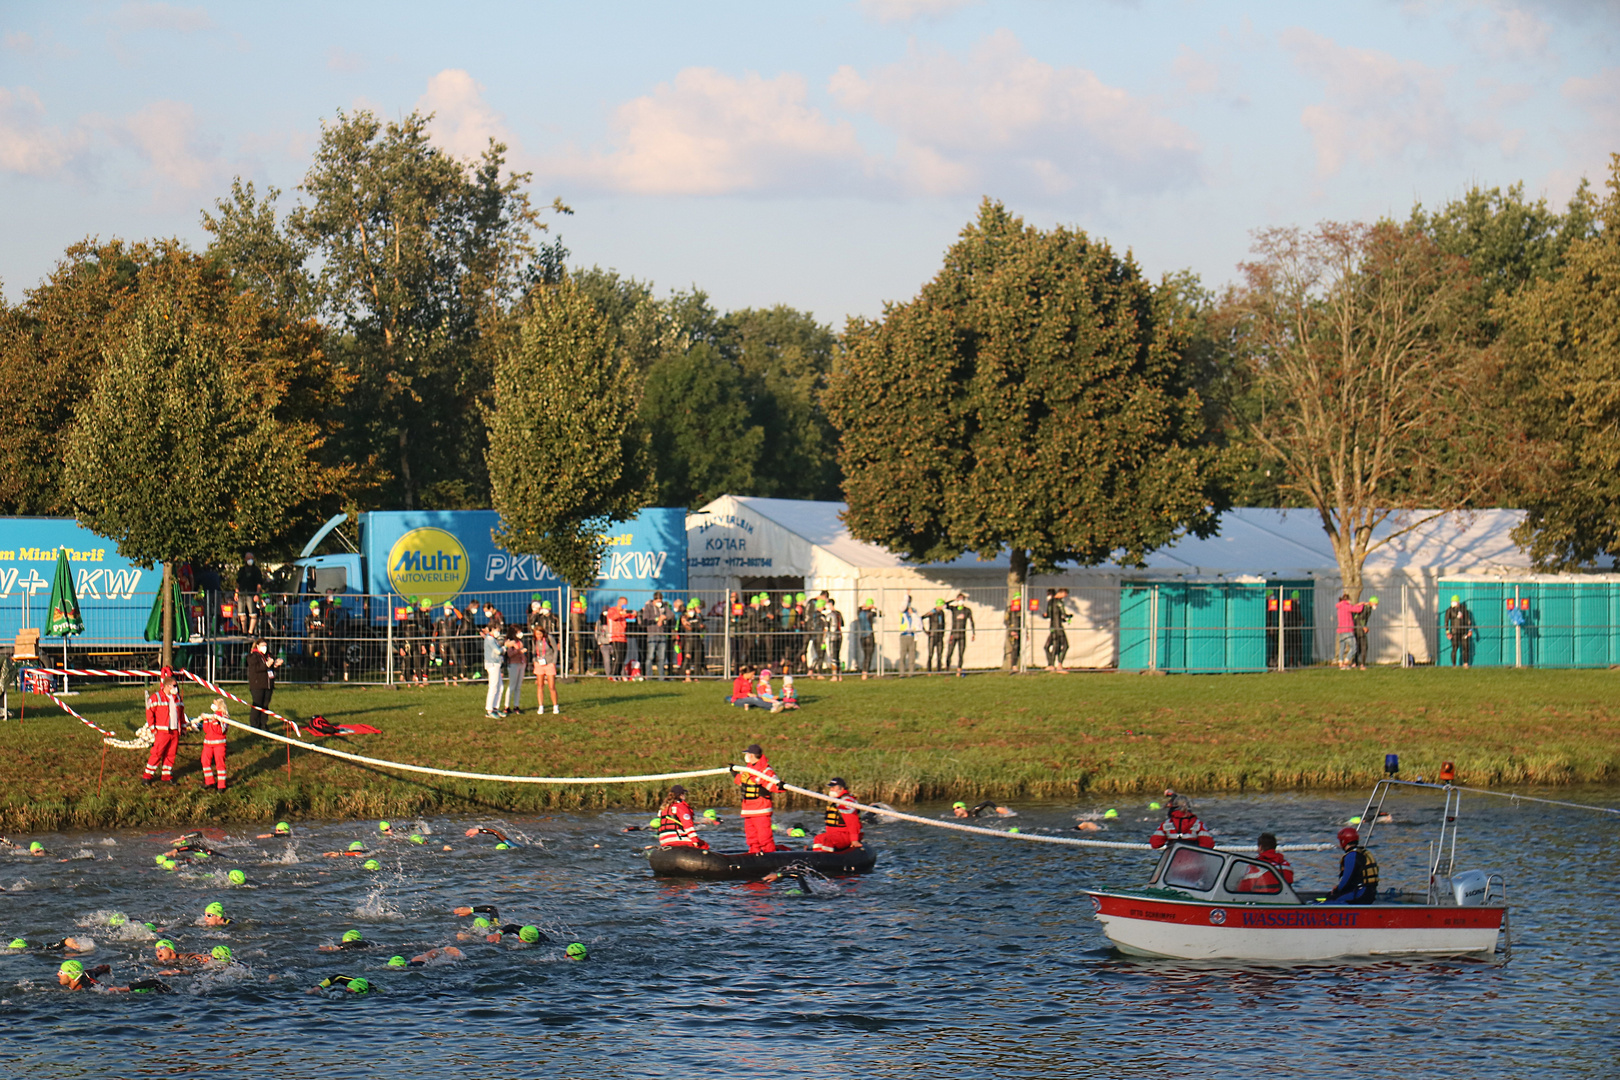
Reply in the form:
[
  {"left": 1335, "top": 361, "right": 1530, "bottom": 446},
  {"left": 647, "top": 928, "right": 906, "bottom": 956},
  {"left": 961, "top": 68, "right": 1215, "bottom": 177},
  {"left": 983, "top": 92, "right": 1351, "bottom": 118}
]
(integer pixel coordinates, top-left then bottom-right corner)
[
  {"left": 734, "top": 768, "right": 1333, "bottom": 853},
  {"left": 1450, "top": 784, "right": 1620, "bottom": 817}
]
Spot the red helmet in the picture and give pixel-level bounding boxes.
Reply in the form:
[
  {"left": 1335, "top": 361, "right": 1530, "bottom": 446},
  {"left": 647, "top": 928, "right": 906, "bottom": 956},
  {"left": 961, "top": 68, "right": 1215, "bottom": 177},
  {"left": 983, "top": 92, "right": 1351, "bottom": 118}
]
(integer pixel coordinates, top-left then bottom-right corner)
[{"left": 1337, "top": 826, "right": 1360, "bottom": 848}]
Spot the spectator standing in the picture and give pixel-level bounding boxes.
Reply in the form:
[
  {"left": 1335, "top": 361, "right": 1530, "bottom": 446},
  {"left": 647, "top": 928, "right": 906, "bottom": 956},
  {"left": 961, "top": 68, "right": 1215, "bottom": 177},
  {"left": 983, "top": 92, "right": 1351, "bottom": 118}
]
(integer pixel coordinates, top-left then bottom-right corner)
[
  {"left": 643, "top": 593, "right": 671, "bottom": 680},
  {"left": 604, "top": 597, "right": 630, "bottom": 678},
  {"left": 1334, "top": 593, "right": 1363, "bottom": 670},
  {"left": 1044, "top": 587, "right": 1072, "bottom": 672},
  {"left": 532, "top": 625, "right": 561, "bottom": 714},
  {"left": 856, "top": 599, "right": 881, "bottom": 679},
  {"left": 897, "top": 596, "right": 919, "bottom": 677},
  {"left": 1352, "top": 595, "right": 1378, "bottom": 669},
  {"left": 595, "top": 610, "right": 613, "bottom": 676},
  {"left": 804, "top": 595, "right": 825, "bottom": 673},
  {"left": 569, "top": 595, "right": 589, "bottom": 675},
  {"left": 679, "top": 598, "right": 706, "bottom": 679},
  {"left": 1445, "top": 596, "right": 1475, "bottom": 668},
  {"left": 923, "top": 599, "right": 947, "bottom": 672},
  {"left": 502, "top": 626, "right": 527, "bottom": 715},
  {"left": 481, "top": 624, "right": 506, "bottom": 718},
  {"left": 246, "top": 638, "right": 281, "bottom": 731},
  {"left": 823, "top": 598, "right": 845, "bottom": 682},
  {"left": 776, "top": 594, "right": 796, "bottom": 674},
  {"left": 945, "top": 593, "right": 975, "bottom": 676}
]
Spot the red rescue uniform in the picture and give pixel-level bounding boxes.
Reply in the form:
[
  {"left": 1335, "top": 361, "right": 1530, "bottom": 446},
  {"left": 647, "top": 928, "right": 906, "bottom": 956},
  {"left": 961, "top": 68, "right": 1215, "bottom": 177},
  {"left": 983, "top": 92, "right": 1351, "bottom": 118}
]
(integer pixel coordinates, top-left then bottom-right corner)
[
  {"left": 1256, "top": 847, "right": 1294, "bottom": 883},
  {"left": 657, "top": 798, "right": 708, "bottom": 849},
  {"left": 734, "top": 756, "right": 781, "bottom": 854},
  {"left": 199, "top": 710, "right": 228, "bottom": 791},
  {"left": 1148, "top": 810, "right": 1214, "bottom": 849},
  {"left": 812, "top": 791, "right": 862, "bottom": 852},
  {"left": 143, "top": 685, "right": 184, "bottom": 781}
]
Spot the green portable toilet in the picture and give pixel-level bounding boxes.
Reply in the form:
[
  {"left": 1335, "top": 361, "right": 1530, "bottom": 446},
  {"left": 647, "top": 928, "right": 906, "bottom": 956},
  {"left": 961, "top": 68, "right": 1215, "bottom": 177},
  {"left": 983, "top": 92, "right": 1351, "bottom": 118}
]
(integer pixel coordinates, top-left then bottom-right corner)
[
  {"left": 1441, "top": 575, "right": 1620, "bottom": 668},
  {"left": 1120, "top": 577, "right": 1313, "bottom": 672}
]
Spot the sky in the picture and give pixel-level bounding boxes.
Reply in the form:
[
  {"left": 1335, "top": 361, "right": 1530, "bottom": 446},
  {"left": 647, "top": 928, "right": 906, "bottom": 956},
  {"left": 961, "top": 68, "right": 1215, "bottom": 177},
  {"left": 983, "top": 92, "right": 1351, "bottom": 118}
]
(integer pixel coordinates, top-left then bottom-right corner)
[{"left": 2, "top": 0, "right": 1617, "bottom": 326}]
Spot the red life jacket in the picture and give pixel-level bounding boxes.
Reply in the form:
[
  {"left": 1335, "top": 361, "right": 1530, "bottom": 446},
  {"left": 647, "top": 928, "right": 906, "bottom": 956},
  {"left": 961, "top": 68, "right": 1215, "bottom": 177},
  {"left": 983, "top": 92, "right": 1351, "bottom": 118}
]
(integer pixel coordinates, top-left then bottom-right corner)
[{"left": 658, "top": 799, "right": 702, "bottom": 847}]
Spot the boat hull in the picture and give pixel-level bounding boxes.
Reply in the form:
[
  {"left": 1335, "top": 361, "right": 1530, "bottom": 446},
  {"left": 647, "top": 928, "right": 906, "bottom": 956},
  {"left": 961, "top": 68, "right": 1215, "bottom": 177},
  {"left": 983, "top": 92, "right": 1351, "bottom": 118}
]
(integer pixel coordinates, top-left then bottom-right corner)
[
  {"left": 1088, "top": 891, "right": 1504, "bottom": 961},
  {"left": 648, "top": 846, "right": 878, "bottom": 880}
]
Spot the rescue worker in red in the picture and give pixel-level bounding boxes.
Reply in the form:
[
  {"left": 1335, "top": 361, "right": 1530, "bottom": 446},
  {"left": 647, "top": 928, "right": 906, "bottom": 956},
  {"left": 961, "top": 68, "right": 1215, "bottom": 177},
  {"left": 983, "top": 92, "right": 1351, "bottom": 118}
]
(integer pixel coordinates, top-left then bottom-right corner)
[
  {"left": 656, "top": 785, "right": 708, "bottom": 850},
  {"left": 1148, "top": 790, "right": 1215, "bottom": 849},
  {"left": 199, "top": 697, "right": 229, "bottom": 791},
  {"left": 1236, "top": 831, "right": 1294, "bottom": 892},
  {"left": 142, "top": 669, "right": 185, "bottom": 785},
  {"left": 812, "top": 778, "right": 863, "bottom": 852},
  {"left": 732, "top": 743, "right": 781, "bottom": 854}
]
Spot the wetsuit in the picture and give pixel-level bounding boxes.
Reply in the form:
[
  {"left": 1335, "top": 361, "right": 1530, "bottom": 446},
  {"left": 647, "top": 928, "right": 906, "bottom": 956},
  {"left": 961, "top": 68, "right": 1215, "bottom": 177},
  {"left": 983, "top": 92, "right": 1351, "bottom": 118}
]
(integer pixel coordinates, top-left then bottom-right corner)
[
  {"left": 1148, "top": 811, "right": 1215, "bottom": 849},
  {"left": 658, "top": 797, "right": 708, "bottom": 849},
  {"left": 812, "top": 792, "right": 863, "bottom": 852},
  {"left": 922, "top": 607, "right": 946, "bottom": 671},
  {"left": 1325, "top": 846, "right": 1380, "bottom": 904},
  {"left": 1005, "top": 599, "right": 1023, "bottom": 666},
  {"left": 1044, "top": 596, "right": 1070, "bottom": 668},
  {"left": 469, "top": 827, "right": 512, "bottom": 846},
  {"left": 315, "top": 974, "right": 368, "bottom": 993},
  {"left": 493, "top": 923, "right": 549, "bottom": 942},
  {"left": 734, "top": 758, "right": 781, "bottom": 854},
  {"left": 945, "top": 601, "right": 973, "bottom": 671},
  {"left": 1445, "top": 604, "right": 1474, "bottom": 667}
]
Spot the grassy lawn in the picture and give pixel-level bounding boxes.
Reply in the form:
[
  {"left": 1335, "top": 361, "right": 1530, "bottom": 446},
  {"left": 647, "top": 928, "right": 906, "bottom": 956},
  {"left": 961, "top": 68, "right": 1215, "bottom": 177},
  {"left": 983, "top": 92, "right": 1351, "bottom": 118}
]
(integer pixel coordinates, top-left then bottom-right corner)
[{"left": 2, "top": 666, "right": 1617, "bottom": 831}]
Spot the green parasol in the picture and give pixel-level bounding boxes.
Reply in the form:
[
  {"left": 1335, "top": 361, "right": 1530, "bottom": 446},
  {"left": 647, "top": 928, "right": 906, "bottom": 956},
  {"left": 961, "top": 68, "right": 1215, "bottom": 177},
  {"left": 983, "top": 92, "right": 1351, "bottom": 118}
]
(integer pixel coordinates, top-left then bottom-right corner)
[
  {"left": 45, "top": 550, "right": 84, "bottom": 637},
  {"left": 144, "top": 576, "right": 191, "bottom": 643}
]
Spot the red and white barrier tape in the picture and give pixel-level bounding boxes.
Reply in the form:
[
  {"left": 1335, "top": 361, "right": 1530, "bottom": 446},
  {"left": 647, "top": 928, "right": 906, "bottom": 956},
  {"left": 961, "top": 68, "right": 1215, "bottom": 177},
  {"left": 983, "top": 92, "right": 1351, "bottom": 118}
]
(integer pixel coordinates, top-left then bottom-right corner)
[{"left": 26, "top": 667, "right": 301, "bottom": 742}]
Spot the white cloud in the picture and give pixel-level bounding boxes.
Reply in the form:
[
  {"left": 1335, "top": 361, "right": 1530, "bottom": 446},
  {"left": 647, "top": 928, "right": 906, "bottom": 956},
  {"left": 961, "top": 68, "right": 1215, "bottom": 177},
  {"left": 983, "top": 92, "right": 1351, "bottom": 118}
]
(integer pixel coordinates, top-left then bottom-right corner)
[
  {"left": 859, "top": 0, "right": 980, "bottom": 24},
  {"left": 830, "top": 30, "right": 1201, "bottom": 197},
  {"left": 112, "top": 2, "right": 215, "bottom": 33},
  {"left": 1467, "top": 3, "right": 1554, "bottom": 60},
  {"left": 1281, "top": 28, "right": 1474, "bottom": 177},
  {"left": 417, "top": 69, "right": 516, "bottom": 162},
  {"left": 550, "top": 67, "right": 867, "bottom": 196},
  {"left": 111, "top": 99, "right": 224, "bottom": 191},
  {"left": 0, "top": 86, "right": 90, "bottom": 178}
]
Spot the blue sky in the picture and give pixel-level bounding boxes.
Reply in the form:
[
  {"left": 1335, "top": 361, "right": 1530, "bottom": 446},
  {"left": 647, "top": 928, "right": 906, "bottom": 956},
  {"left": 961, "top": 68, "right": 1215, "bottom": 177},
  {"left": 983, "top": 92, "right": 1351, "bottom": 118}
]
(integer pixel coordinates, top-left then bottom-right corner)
[{"left": 2, "top": 0, "right": 1616, "bottom": 325}]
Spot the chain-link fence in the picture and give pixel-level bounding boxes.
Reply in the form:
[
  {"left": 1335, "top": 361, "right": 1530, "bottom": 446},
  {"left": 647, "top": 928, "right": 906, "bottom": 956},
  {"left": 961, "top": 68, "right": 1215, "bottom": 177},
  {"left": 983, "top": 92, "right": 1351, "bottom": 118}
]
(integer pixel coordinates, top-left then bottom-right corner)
[{"left": 7, "top": 579, "right": 1618, "bottom": 680}]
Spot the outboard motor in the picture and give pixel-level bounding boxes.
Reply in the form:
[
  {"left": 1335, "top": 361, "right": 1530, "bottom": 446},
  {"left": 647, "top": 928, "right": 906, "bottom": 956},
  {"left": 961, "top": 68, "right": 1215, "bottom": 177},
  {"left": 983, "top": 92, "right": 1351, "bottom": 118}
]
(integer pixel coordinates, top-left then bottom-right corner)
[{"left": 1449, "top": 869, "right": 1490, "bottom": 906}]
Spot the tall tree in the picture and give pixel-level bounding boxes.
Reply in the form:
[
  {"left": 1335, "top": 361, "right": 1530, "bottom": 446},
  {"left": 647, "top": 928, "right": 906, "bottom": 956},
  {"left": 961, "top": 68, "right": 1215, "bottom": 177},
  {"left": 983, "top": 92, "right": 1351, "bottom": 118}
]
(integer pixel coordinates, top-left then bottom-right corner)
[
  {"left": 642, "top": 341, "right": 762, "bottom": 507},
  {"left": 204, "top": 110, "right": 566, "bottom": 510},
  {"left": 1500, "top": 156, "right": 1620, "bottom": 568},
  {"left": 827, "top": 199, "right": 1225, "bottom": 670},
  {"left": 724, "top": 305, "right": 842, "bottom": 500},
  {"left": 64, "top": 292, "right": 339, "bottom": 664},
  {"left": 1227, "top": 220, "right": 1516, "bottom": 599},
  {"left": 486, "top": 279, "right": 652, "bottom": 588}
]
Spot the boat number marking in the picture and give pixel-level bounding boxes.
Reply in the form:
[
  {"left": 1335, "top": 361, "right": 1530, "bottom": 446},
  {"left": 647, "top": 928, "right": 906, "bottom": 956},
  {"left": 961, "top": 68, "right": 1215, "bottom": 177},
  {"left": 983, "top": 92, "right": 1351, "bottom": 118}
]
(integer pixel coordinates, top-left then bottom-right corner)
[
  {"left": 1127, "top": 908, "right": 1177, "bottom": 921},
  {"left": 1208, "top": 909, "right": 1227, "bottom": 926}
]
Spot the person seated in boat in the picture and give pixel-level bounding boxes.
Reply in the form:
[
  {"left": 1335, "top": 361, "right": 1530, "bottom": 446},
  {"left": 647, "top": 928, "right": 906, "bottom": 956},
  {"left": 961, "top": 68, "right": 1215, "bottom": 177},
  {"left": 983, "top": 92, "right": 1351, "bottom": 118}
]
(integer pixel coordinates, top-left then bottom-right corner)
[
  {"left": 656, "top": 785, "right": 709, "bottom": 850},
  {"left": 1324, "top": 826, "right": 1379, "bottom": 905},
  {"left": 1148, "top": 793, "right": 1214, "bottom": 849},
  {"left": 464, "top": 826, "right": 514, "bottom": 848},
  {"left": 812, "top": 778, "right": 863, "bottom": 852},
  {"left": 1233, "top": 832, "right": 1295, "bottom": 892}
]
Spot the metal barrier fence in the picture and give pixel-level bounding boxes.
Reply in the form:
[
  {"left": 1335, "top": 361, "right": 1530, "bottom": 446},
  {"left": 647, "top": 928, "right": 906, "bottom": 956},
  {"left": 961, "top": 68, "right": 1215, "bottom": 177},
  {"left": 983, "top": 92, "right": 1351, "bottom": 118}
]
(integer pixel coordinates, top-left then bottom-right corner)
[{"left": 6, "top": 579, "right": 1616, "bottom": 681}]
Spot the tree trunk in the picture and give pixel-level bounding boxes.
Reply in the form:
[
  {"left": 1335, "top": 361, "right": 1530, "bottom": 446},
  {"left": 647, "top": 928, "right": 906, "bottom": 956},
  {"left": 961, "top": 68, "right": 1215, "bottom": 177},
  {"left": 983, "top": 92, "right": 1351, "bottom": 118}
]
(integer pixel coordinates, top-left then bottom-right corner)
[
  {"left": 160, "top": 561, "right": 174, "bottom": 670},
  {"left": 1003, "top": 547, "right": 1027, "bottom": 673},
  {"left": 399, "top": 428, "right": 415, "bottom": 510}
]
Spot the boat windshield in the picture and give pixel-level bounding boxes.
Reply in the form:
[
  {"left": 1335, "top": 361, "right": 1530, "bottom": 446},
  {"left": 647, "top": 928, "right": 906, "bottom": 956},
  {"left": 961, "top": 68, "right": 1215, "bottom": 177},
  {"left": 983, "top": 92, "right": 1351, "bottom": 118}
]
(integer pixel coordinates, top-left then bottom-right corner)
[
  {"left": 1162, "top": 846, "right": 1224, "bottom": 892},
  {"left": 1225, "top": 859, "right": 1284, "bottom": 895}
]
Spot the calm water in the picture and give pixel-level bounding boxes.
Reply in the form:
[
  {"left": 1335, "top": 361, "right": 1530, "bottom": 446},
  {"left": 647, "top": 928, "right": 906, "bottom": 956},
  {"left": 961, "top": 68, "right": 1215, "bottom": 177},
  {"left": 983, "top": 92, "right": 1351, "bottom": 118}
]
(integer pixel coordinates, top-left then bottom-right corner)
[{"left": 3, "top": 787, "right": 1618, "bottom": 1079}]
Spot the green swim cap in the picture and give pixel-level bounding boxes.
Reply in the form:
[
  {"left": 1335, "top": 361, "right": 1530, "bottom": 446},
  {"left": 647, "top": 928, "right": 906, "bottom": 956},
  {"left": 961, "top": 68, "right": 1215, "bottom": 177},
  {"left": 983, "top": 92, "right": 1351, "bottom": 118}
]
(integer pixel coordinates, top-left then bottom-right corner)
[
  {"left": 108, "top": 913, "right": 127, "bottom": 928},
  {"left": 347, "top": 977, "right": 370, "bottom": 994},
  {"left": 494, "top": 842, "right": 511, "bottom": 850},
  {"left": 155, "top": 940, "right": 174, "bottom": 951},
  {"left": 1008, "top": 827, "right": 1021, "bottom": 834},
  {"left": 29, "top": 842, "right": 42, "bottom": 852},
  {"left": 363, "top": 859, "right": 380, "bottom": 871},
  {"left": 228, "top": 870, "right": 246, "bottom": 885},
  {"left": 473, "top": 917, "right": 491, "bottom": 928},
  {"left": 566, "top": 942, "right": 587, "bottom": 960},
  {"left": 195, "top": 851, "right": 210, "bottom": 860},
  {"left": 1451, "top": 595, "right": 1460, "bottom": 604},
  {"left": 162, "top": 859, "right": 177, "bottom": 870},
  {"left": 1148, "top": 802, "right": 1161, "bottom": 811},
  {"left": 1348, "top": 816, "right": 1363, "bottom": 825},
  {"left": 1105, "top": 809, "right": 1120, "bottom": 819},
  {"left": 387, "top": 955, "right": 407, "bottom": 968},
  {"left": 342, "top": 930, "right": 363, "bottom": 943},
  {"left": 8, "top": 939, "right": 26, "bottom": 949},
  {"left": 211, "top": 945, "right": 232, "bottom": 961},
  {"left": 702, "top": 809, "right": 718, "bottom": 820},
  {"left": 154, "top": 855, "right": 167, "bottom": 866},
  {"left": 60, "top": 960, "right": 83, "bottom": 976},
  {"left": 788, "top": 828, "right": 806, "bottom": 838},
  {"left": 519, "top": 926, "right": 541, "bottom": 943},
  {"left": 378, "top": 821, "right": 390, "bottom": 833},
  {"left": 275, "top": 822, "right": 290, "bottom": 834},
  {"left": 409, "top": 834, "right": 424, "bottom": 844},
  {"left": 952, "top": 802, "right": 967, "bottom": 809},
  {"left": 647, "top": 817, "right": 660, "bottom": 829},
  {"left": 205, "top": 902, "right": 224, "bottom": 917},
  {"left": 348, "top": 841, "right": 365, "bottom": 852},
  {"left": 144, "top": 923, "right": 157, "bottom": 932}
]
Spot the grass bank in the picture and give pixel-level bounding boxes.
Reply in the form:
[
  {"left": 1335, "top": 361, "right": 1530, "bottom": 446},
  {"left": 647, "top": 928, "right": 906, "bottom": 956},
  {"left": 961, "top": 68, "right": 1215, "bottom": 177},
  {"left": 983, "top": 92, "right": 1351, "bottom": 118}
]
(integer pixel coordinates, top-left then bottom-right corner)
[{"left": 2, "top": 667, "right": 1617, "bottom": 831}]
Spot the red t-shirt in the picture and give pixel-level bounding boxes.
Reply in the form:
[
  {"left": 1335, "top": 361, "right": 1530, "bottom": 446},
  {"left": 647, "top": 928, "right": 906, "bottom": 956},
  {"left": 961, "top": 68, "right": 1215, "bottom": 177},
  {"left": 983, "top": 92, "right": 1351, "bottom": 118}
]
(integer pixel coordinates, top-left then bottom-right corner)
[
  {"left": 731, "top": 673, "right": 753, "bottom": 699},
  {"left": 604, "top": 606, "right": 629, "bottom": 643}
]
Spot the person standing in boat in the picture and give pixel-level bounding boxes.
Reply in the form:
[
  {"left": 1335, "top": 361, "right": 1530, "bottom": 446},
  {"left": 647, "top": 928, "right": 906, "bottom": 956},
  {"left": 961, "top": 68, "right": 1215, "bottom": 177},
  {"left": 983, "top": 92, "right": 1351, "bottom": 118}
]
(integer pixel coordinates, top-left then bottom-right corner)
[
  {"left": 812, "top": 778, "right": 863, "bottom": 852},
  {"left": 657, "top": 785, "right": 708, "bottom": 850},
  {"left": 733, "top": 744, "right": 781, "bottom": 854},
  {"left": 1147, "top": 791, "right": 1214, "bottom": 849},
  {"left": 1324, "top": 826, "right": 1379, "bottom": 904}
]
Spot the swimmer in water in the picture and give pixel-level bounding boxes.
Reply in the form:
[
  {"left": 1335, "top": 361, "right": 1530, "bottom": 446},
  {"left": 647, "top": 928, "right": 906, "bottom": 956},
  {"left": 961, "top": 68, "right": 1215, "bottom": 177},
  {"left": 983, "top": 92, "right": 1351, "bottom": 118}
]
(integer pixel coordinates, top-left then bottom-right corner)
[
  {"left": 256, "top": 822, "right": 293, "bottom": 839},
  {"left": 157, "top": 943, "right": 234, "bottom": 975},
  {"left": 486, "top": 924, "right": 547, "bottom": 945},
  {"left": 308, "top": 974, "right": 371, "bottom": 994},
  {"left": 317, "top": 930, "right": 370, "bottom": 952},
  {"left": 760, "top": 869, "right": 814, "bottom": 895},
  {"left": 322, "top": 841, "right": 369, "bottom": 858},
  {"left": 41, "top": 937, "right": 96, "bottom": 953},
  {"left": 1074, "top": 820, "right": 1102, "bottom": 832},
  {"left": 26, "top": 841, "right": 49, "bottom": 856},
  {"left": 165, "top": 833, "right": 220, "bottom": 860},
  {"left": 408, "top": 946, "right": 464, "bottom": 966},
  {"left": 58, "top": 959, "right": 171, "bottom": 993},
  {"left": 202, "top": 902, "right": 233, "bottom": 927},
  {"left": 463, "top": 826, "right": 514, "bottom": 849}
]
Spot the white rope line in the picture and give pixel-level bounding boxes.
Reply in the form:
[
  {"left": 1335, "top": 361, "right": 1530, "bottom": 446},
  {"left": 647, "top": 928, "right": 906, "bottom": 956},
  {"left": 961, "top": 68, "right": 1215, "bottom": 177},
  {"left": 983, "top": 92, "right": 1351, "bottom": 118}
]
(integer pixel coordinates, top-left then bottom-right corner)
[
  {"left": 735, "top": 768, "right": 1332, "bottom": 853},
  {"left": 217, "top": 717, "right": 734, "bottom": 785}
]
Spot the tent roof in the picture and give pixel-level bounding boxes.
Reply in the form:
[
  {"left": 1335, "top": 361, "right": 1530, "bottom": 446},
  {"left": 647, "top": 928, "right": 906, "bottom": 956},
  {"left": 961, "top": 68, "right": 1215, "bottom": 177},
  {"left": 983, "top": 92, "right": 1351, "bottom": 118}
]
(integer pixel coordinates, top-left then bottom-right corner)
[{"left": 694, "top": 497, "right": 1544, "bottom": 577}]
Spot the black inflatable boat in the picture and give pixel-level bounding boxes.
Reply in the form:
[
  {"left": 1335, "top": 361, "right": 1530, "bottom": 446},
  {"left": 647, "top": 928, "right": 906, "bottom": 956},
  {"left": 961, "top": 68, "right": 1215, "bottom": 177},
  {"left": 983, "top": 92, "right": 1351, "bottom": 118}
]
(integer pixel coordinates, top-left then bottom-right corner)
[{"left": 647, "top": 845, "right": 878, "bottom": 880}]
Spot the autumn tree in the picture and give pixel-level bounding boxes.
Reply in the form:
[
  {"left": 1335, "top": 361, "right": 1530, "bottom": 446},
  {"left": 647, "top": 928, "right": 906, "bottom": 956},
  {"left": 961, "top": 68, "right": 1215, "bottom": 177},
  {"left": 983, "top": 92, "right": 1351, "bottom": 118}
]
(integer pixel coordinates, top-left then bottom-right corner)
[
  {"left": 486, "top": 279, "right": 652, "bottom": 588},
  {"left": 1228, "top": 221, "right": 1517, "bottom": 599},
  {"left": 827, "top": 199, "right": 1225, "bottom": 670},
  {"left": 64, "top": 291, "right": 342, "bottom": 665},
  {"left": 1500, "top": 156, "right": 1620, "bottom": 568}
]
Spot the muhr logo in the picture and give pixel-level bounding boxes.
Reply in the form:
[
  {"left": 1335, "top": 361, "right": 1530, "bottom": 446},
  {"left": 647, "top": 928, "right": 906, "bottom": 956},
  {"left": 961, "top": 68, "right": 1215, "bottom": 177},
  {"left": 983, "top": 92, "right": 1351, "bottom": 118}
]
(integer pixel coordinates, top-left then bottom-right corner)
[{"left": 386, "top": 528, "right": 469, "bottom": 605}]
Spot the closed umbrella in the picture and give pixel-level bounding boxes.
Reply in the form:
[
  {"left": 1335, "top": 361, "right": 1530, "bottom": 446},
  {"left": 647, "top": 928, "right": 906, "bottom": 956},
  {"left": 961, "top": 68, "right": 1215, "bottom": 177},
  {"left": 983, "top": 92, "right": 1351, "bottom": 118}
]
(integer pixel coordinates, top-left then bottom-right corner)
[
  {"left": 144, "top": 576, "right": 191, "bottom": 645},
  {"left": 46, "top": 550, "right": 84, "bottom": 692}
]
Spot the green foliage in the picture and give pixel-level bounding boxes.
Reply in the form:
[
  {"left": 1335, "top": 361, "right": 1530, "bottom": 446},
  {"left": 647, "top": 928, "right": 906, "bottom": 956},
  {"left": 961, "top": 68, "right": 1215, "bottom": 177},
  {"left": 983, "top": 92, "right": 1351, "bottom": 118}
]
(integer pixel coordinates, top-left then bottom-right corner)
[
  {"left": 724, "top": 305, "right": 842, "bottom": 500},
  {"left": 827, "top": 198, "right": 1225, "bottom": 577},
  {"left": 486, "top": 279, "right": 652, "bottom": 588},
  {"left": 642, "top": 341, "right": 762, "bottom": 506},
  {"left": 1501, "top": 155, "right": 1620, "bottom": 569}
]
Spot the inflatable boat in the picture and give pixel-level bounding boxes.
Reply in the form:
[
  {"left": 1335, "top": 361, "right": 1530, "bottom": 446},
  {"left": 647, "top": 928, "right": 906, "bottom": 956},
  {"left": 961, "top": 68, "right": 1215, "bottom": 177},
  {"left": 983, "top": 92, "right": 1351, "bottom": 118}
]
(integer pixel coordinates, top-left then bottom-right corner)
[{"left": 647, "top": 845, "right": 878, "bottom": 879}]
